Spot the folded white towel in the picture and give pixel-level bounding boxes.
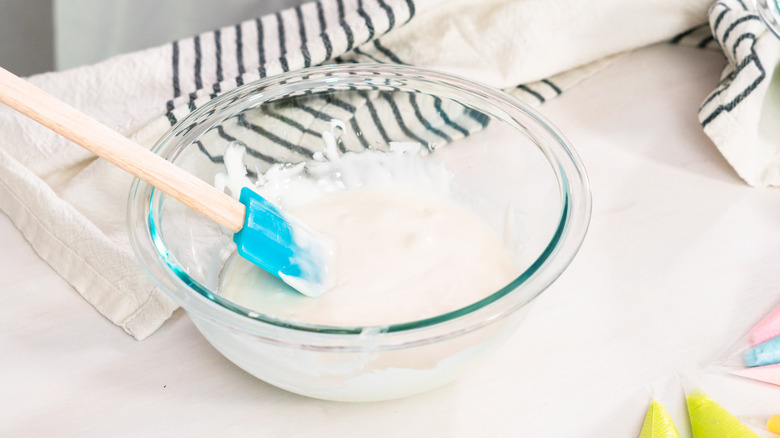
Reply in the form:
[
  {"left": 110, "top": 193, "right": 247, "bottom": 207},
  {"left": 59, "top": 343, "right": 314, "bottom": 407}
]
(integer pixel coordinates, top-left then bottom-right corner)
[{"left": 0, "top": 0, "right": 713, "bottom": 339}]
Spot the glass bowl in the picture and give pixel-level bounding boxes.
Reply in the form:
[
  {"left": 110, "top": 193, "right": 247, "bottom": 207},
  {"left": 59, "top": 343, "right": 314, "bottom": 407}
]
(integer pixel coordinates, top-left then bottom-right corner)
[
  {"left": 756, "top": 0, "right": 780, "bottom": 40},
  {"left": 128, "top": 64, "right": 591, "bottom": 402}
]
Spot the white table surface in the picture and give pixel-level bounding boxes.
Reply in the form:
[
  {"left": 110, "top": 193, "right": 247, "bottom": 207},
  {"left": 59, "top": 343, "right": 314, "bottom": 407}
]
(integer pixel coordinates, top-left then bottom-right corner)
[{"left": 3, "top": 43, "right": 780, "bottom": 437}]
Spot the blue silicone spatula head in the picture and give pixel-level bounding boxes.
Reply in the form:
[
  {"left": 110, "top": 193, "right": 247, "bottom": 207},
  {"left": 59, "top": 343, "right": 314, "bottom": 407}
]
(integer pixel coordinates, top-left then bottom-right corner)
[{"left": 232, "top": 187, "right": 331, "bottom": 297}]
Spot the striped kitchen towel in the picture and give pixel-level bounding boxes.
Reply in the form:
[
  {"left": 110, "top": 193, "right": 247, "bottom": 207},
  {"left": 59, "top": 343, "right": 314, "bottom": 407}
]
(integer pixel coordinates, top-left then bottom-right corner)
[
  {"left": 696, "top": 0, "right": 780, "bottom": 187},
  {"left": 0, "top": 0, "right": 713, "bottom": 339}
]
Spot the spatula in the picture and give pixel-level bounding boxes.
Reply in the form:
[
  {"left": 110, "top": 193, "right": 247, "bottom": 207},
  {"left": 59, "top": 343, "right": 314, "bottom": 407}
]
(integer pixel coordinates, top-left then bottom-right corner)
[{"left": 0, "top": 66, "right": 329, "bottom": 297}]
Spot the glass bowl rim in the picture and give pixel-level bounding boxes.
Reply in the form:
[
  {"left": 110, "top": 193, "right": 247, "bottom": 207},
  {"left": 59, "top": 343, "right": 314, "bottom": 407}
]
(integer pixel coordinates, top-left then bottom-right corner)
[
  {"left": 127, "top": 63, "right": 592, "bottom": 344},
  {"left": 755, "top": 0, "right": 780, "bottom": 40}
]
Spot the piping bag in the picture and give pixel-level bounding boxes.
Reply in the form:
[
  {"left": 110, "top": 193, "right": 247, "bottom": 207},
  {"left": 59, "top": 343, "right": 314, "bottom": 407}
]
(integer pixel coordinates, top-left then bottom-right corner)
[
  {"left": 639, "top": 400, "right": 681, "bottom": 438},
  {"left": 742, "top": 302, "right": 780, "bottom": 369},
  {"left": 711, "top": 301, "right": 780, "bottom": 387},
  {"left": 0, "top": 66, "right": 330, "bottom": 297},
  {"left": 685, "top": 389, "right": 760, "bottom": 438},
  {"left": 748, "top": 303, "right": 780, "bottom": 347},
  {"left": 768, "top": 415, "right": 780, "bottom": 434}
]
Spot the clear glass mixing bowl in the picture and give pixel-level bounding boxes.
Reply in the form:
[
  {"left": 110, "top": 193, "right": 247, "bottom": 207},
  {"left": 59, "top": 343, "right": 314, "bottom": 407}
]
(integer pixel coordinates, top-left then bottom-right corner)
[{"left": 128, "top": 64, "right": 591, "bottom": 402}]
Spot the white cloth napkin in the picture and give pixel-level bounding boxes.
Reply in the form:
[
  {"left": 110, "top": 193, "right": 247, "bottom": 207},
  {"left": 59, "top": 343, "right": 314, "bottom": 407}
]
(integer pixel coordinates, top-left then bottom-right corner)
[
  {"left": 697, "top": 0, "right": 780, "bottom": 187},
  {"left": 0, "top": 0, "right": 713, "bottom": 339}
]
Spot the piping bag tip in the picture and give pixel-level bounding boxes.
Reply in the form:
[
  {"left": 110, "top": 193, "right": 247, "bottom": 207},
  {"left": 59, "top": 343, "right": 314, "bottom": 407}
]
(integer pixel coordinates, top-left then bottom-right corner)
[
  {"left": 639, "top": 399, "right": 681, "bottom": 438},
  {"left": 673, "top": 371, "right": 700, "bottom": 396}
]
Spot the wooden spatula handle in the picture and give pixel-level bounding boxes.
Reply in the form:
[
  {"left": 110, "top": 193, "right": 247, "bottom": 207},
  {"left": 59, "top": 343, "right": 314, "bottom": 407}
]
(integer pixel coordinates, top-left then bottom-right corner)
[{"left": 0, "top": 66, "right": 245, "bottom": 233}]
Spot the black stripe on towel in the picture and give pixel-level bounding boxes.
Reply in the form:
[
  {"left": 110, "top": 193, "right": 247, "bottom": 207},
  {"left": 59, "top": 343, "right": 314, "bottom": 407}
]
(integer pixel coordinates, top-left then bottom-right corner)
[
  {"left": 189, "top": 35, "right": 203, "bottom": 109},
  {"left": 730, "top": 32, "right": 754, "bottom": 58},
  {"left": 276, "top": 12, "right": 290, "bottom": 72},
  {"left": 235, "top": 24, "right": 246, "bottom": 86},
  {"left": 373, "top": 39, "right": 405, "bottom": 64},
  {"left": 353, "top": 47, "right": 383, "bottom": 63},
  {"left": 212, "top": 30, "right": 223, "bottom": 97},
  {"left": 357, "top": 0, "right": 375, "bottom": 43},
  {"left": 298, "top": 103, "right": 333, "bottom": 122},
  {"left": 324, "top": 94, "right": 357, "bottom": 113},
  {"left": 383, "top": 94, "right": 428, "bottom": 146},
  {"left": 700, "top": 33, "right": 765, "bottom": 127},
  {"left": 347, "top": 117, "right": 364, "bottom": 150},
  {"left": 237, "top": 114, "right": 316, "bottom": 158},
  {"left": 317, "top": 1, "right": 333, "bottom": 60},
  {"left": 320, "top": 95, "right": 364, "bottom": 150},
  {"left": 172, "top": 41, "right": 181, "bottom": 98},
  {"left": 334, "top": 55, "right": 357, "bottom": 64},
  {"left": 722, "top": 15, "right": 760, "bottom": 44},
  {"left": 377, "top": 0, "right": 395, "bottom": 33},
  {"left": 713, "top": 7, "right": 730, "bottom": 34},
  {"left": 700, "top": 59, "right": 741, "bottom": 108},
  {"left": 217, "top": 124, "right": 278, "bottom": 164},
  {"left": 256, "top": 18, "right": 267, "bottom": 78},
  {"left": 188, "top": 92, "right": 198, "bottom": 111},
  {"left": 405, "top": 0, "right": 416, "bottom": 24},
  {"left": 542, "top": 79, "right": 562, "bottom": 95},
  {"left": 265, "top": 110, "right": 321, "bottom": 138},
  {"left": 336, "top": 0, "right": 355, "bottom": 52},
  {"left": 295, "top": 6, "right": 312, "bottom": 68},
  {"left": 166, "top": 100, "right": 177, "bottom": 125},
  {"left": 359, "top": 91, "right": 391, "bottom": 144},
  {"left": 194, "top": 140, "right": 259, "bottom": 179},
  {"left": 193, "top": 35, "right": 203, "bottom": 90},
  {"left": 409, "top": 94, "right": 451, "bottom": 142},
  {"left": 194, "top": 140, "right": 223, "bottom": 164},
  {"left": 670, "top": 23, "right": 710, "bottom": 44},
  {"left": 697, "top": 35, "right": 715, "bottom": 48},
  {"left": 433, "top": 96, "right": 469, "bottom": 137},
  {"left": 517, "top": 84, "right": 545, "bottom": 104},
  {"left": 465, "top": 108, "right": 490, "bottom": 128}
]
